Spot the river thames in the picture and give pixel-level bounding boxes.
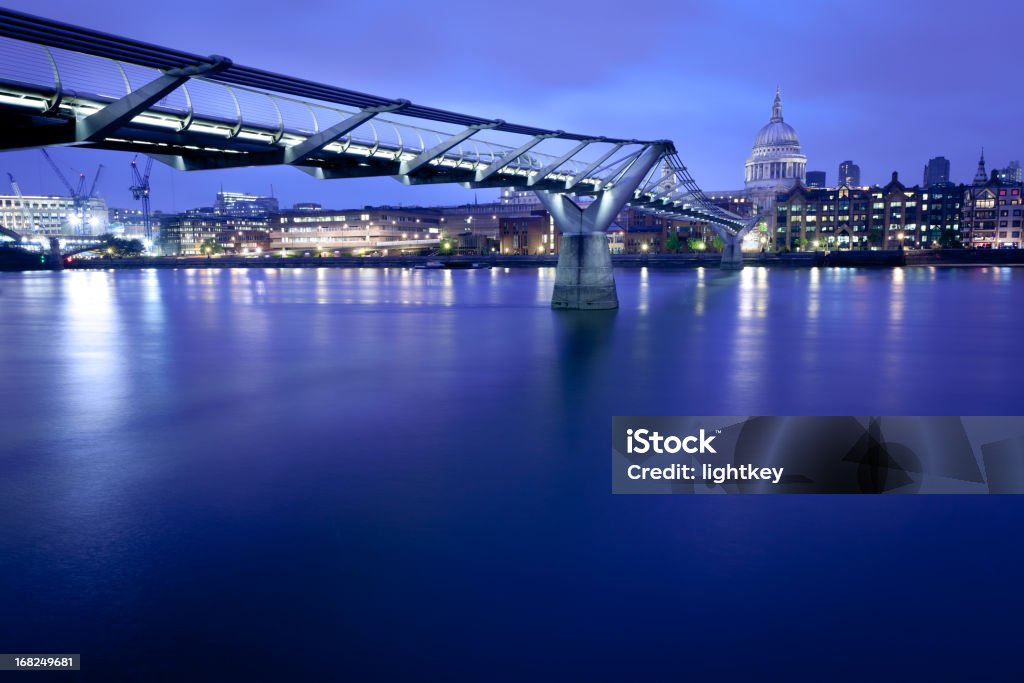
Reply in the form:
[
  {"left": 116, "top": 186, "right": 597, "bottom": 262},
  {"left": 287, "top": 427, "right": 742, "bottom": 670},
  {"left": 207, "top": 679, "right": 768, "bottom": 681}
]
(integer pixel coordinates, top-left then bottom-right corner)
[{"left": 1, "top": 266, "right": 1022, "bottom": 680}]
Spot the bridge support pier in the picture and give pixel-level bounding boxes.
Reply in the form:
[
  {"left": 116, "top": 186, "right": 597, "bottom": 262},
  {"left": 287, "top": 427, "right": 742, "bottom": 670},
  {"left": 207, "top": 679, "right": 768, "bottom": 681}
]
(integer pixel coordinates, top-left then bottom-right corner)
[
  {"left": 48, "top": 237, "right": 63, "bottom": 271},
  {"left": 551, "top": 233, "right": 618, "bottom": 309},
  {"left": 535, "top": 142, "right": 668, "bottom": 310},
  {"left": 719, "top": 231, "right": 744, "bottom": 270}
]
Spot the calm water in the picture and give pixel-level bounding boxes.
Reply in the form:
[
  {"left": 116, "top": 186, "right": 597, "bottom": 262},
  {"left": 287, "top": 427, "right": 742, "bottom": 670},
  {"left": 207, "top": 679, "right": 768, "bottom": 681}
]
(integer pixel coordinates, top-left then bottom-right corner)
[{"left": 1, "top": 266, "right": 1022, "bottom": 681}]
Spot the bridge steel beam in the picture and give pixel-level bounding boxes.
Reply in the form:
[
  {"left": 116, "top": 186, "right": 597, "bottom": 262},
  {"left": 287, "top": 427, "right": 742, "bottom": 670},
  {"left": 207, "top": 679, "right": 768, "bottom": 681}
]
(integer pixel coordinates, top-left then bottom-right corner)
[
  {"left": 284, "top": 100, "right": 409, "bottom": 165},
  {"left": 564, "top": 142, "right": 626, "bottom": 191},
  {"left": 526, "top": 139, "right": 598, "bottom": 187},
  {"left": 77, "top": 57, "right": 231, "bottom": 142},
  {"left": 536, "top": 142, "right": 668, "bottom": 310},
  {"left": 474, "top": 132, "right": 560, "bottom": 183},
  {"left": 398, "top": 121, "right": 503, "bottom": 176}
]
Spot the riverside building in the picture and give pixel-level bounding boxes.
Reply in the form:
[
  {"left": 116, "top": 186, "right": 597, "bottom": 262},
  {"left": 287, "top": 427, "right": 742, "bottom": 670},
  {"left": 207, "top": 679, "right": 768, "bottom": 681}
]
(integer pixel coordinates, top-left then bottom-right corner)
[
  {"left": 774, "top": 172, "right": 965, "bottom": 251},
  {"left": 962, "top": 162, "right": 1023, "bottom": 249},
  {"left": 269, "top": 206, "right": 442, "bottom": 254},
  {"left": 0, "top": 195, "right": 108, "bottom": 236}
]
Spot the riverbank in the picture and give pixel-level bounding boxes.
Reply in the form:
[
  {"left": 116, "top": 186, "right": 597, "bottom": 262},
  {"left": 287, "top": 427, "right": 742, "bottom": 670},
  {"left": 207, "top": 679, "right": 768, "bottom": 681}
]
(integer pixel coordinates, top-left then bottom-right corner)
[
  {"left": 64, "top": 253, "right": 808, "bottom": 270},
  {"left": 48, "top": 249, "right": 1024, "bottom": 271},
  {"left": 6, "top": 248, "right": 1024, "bottom": 272},
  {"left": 0, "top": 247, "right": 46, "bottom": 272}
]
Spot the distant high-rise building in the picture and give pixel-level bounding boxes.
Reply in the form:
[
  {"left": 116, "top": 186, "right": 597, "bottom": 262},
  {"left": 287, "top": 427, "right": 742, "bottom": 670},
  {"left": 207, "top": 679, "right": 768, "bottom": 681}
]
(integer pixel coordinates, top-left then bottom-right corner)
[
  {"left": 838, "top": 160, "right": 861, "bottom": 186},
  {"left": 923, "top": 156, "right": 951, "bottom": 186},
  {"left": 805, "top": 171, "right": 826, "bottom": 188},
  {"left": 997, "top": 160, "right": 1022, "bottom": 184},
  {"left": 972, "top": 149, "right": 988, "bottom": 185},
  {"left": 213, "top": 191, "right": 279, "bottom": 217}
]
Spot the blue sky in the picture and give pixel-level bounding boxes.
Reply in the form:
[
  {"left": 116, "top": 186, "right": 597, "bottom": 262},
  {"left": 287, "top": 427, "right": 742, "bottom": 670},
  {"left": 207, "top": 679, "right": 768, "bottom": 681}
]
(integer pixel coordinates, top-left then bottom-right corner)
[{"left": 3, "top": 0, "right": 1021, "bottom": 211}]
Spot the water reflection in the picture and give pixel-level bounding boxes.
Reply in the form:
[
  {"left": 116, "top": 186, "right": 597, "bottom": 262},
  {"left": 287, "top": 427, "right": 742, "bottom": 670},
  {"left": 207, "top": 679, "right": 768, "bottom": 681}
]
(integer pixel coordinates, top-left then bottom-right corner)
[
  {"left": 552, "top": 308, "right": 617, "bottom": 420},
  {"left": 2, "top": 266, "right": 1024, "bottom": 680},
  {"left": 808, "top": 266, "right": 820, "bottom": 320},
  {"left": 890, "top": 267, "right": 906, "bottom": 323}
]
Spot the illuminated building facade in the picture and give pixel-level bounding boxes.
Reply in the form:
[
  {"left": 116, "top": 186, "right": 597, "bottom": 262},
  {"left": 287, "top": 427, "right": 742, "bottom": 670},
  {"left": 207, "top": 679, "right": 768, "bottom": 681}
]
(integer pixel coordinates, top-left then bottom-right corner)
[
  {"left": 0, "top": 195, "right": 108, "bottom": 236},
  {"left": 498, "top": 212, "right": 556, "bottom": 255},
  {"left": 775, "top": 172, "right": 965, "bottom": 251},
  {"left": 213, "top": 191, "right": 279, "bottom": 217},
  {"left": 270, "top": 207, "right": 441, "bottom": 254},
  {"left": 963, "top": 169, "right": 1023, "bottom": 248}
]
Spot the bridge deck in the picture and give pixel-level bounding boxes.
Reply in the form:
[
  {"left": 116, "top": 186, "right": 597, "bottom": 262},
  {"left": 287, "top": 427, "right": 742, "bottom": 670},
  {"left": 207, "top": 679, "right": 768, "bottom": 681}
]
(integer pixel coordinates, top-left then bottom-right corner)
[{"left": 0, "top": 7, "right": 750, "bottom": 234}]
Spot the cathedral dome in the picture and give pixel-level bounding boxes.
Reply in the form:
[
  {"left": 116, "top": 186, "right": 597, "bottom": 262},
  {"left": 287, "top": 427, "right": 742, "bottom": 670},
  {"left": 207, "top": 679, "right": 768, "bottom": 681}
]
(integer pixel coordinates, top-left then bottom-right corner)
[
  {"left": 744, "top": 87, "right": 806, "bottom": 200},
  {"left": 754, "top": 119, "right": 800, "bottom": 149},
  {"left": 751, "top": 88, "right": 801, "bottom": 153}
]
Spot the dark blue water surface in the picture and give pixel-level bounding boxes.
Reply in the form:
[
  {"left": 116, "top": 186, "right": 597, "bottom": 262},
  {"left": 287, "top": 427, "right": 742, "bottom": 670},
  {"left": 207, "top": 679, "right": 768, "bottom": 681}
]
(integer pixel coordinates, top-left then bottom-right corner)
[{"left": 1, "top": 265, "right": 1022, "bottom": 681}]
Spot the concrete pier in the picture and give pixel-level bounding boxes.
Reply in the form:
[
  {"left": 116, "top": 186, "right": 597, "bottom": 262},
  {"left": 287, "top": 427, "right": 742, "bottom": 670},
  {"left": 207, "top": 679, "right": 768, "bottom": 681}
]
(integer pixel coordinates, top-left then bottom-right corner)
[
  {"left": 48, "top": 237, "right": 64, "bottom": 271},
  {"left": 551, "top": 233, "right": 618, "bottom": 310},
  {"left": 719, "top": 232, "right": 744, "bottom": 270}
]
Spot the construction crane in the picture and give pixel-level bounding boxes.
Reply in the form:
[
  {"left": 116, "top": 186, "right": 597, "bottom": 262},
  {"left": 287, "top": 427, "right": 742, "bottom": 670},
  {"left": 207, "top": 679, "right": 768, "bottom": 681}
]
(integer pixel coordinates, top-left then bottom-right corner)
[
  {"left": 89, "top": 164, "right": 104, "bottom": 199},
  {"left": 7, "top": 172, "right": 34, "bottom": 235},
  {"left": 129, "top": 155, "right": 153, "bottom": 241},
  {"left": 41, "top": 149, "right": 75, "bottom": 196},
  {"left": 40, "top": 149, "right": 103, "bottom": 235}
]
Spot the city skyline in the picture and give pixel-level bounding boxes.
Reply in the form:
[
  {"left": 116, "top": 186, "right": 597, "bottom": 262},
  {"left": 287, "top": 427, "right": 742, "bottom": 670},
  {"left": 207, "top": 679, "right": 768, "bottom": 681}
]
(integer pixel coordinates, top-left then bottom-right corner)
[{"left": 2, "top": 0, "right": 1022, "bottom": 211}]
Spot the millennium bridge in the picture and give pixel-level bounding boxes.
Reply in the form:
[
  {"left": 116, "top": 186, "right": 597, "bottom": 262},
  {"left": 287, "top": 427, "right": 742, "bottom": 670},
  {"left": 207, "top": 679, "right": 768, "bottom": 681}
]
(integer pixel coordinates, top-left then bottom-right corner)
[{"left": 0, "top": 7, "right": 758, "bottom": 309}]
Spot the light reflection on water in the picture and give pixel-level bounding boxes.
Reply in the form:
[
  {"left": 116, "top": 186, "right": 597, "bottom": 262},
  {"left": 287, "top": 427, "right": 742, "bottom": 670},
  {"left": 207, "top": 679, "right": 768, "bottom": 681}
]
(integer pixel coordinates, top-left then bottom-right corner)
[{"left": 1, "top": 266, "right": 1024, "bottom": 679}]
